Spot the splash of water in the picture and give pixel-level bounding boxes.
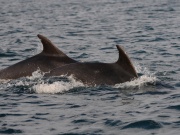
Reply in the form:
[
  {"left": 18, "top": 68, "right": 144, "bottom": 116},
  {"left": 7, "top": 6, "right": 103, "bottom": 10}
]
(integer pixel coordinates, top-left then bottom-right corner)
[
  {"left": 0, "top": 79, "right": 10, "bottom": 84},
  {"left": 27, "top": 68, "right": 45, "bottom": 80},
  {"left": 114, "top": 75, "right": 157, "bottom": 89},
  {"left": 114, "top": 63, "right": 157, "bottom": 89},
  {"left": 32, "top": 75, "right": 85, "bottom": 94}
]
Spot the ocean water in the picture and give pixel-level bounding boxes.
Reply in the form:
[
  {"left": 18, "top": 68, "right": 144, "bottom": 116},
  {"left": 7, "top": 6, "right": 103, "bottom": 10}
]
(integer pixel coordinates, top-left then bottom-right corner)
[{"left": 0, "top": 0, "right": 180, "bottom": 134}]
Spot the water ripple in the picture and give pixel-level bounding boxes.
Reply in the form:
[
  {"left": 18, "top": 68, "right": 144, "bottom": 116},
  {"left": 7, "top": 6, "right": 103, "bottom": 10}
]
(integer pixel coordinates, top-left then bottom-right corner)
[
  {"left": 122, "top": 120, "right": 162, "bottom": 130},
  {"left": 0, "top": 128, "right": 23, "bottom": 134},
  {"left": 167, "top": 105, "right": 180, "bottom": 111},
  {"left": 104, "top": 119, "right": 122, "bottom": 127}
]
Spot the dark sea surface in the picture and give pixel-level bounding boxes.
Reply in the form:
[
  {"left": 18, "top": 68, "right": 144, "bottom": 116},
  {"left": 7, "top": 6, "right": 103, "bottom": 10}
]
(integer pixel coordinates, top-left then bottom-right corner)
[{"left": 0, "top": 0, "right": 180, "bottom": 134}]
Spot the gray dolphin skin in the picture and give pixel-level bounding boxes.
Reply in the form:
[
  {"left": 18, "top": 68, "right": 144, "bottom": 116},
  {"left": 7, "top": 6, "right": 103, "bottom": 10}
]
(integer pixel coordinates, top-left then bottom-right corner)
[
  {"left": 45, "top": 45, "right": 138, "bottom": 86},
  {"left": 0, "top": 34, "right": 76, "bottom": 79}
]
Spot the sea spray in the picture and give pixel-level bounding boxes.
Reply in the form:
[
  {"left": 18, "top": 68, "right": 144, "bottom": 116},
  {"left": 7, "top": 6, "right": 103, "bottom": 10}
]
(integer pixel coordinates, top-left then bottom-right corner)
[
  {"left": 114, "top": 75, "right": 157, "bottom": 89},
  {"left": 32, "top": 75, "right": 85, "bottom": 94},
  {"left": 27, "top": 69, "right": 45, "bottom": 80},
  {"left": 114, "top": 63, "right": 157, "bottom": 89}
]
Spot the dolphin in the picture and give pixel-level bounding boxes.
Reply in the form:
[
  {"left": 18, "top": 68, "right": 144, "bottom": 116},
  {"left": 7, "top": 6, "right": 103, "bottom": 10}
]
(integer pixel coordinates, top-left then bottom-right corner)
[
  {"left": 0, "top": 34, "right": 77, "bottom": 79},
  {"left": 45, "top": 45, "right": 138, "bottom": 86}
]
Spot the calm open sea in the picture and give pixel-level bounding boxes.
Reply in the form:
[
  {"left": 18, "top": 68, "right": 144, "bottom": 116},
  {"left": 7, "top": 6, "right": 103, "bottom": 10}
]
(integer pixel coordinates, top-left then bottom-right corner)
[{"left": 0, "top": 0, "right": 180, "bottom": 134}]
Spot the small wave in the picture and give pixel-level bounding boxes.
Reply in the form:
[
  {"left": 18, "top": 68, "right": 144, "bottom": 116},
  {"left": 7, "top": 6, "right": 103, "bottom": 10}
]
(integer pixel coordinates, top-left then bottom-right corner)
[
  {"left": 0, "top": 128, "right": 23, "bottom": 134},
  {"left": 104, "top": 119, "right": 122, "bottom": 127},
  {"left": 121, "top": 120, "right": 162, "bottom": 130},
  {"left": 167, "top": 105, "right": 180, "bottom": 111},
  {"left": 72, "top": 119, "right": 95, "bottom": 125}
]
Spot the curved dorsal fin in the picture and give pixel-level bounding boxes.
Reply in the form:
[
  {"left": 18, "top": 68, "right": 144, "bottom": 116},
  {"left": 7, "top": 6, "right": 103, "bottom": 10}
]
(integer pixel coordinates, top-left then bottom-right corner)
[
  {"left": 37, "top": 34, "right": 67, "bottom": 56},
  {"left": 116, "top": 45, "right": 138, "bottom": 77}
]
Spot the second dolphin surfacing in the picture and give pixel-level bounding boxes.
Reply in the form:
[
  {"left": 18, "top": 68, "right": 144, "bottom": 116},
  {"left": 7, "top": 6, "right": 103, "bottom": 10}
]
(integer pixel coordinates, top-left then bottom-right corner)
[{"left": 45, "top": 45, "right": 138, "bottom": 86}]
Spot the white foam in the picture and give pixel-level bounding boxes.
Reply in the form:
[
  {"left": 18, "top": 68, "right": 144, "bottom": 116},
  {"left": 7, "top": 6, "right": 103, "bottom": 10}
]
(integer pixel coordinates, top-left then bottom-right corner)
[
  {"left": 32, "top": 75, "right": 85, "bottom": 94},
  {"left": 114, "top": 63, "right": 157, "bottom": 89},
  {"left": 27, "top": 69, "right": 45, "bottom": 80},
  {"left": 0, "top": 79, "right": 11, "bottom": 84},
  {"left": 114, "top": 75, "right": 157, "bottom": 89}
]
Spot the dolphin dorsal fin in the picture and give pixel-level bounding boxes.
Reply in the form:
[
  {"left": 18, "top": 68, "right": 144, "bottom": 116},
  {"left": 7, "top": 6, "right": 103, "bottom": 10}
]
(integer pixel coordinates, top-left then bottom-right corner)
[
  {"left": 116, "top": 45, "right": 138, "bottom": 77},
  {"left": 37, "top": 34, "right": 67, "bottom": 56}
]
